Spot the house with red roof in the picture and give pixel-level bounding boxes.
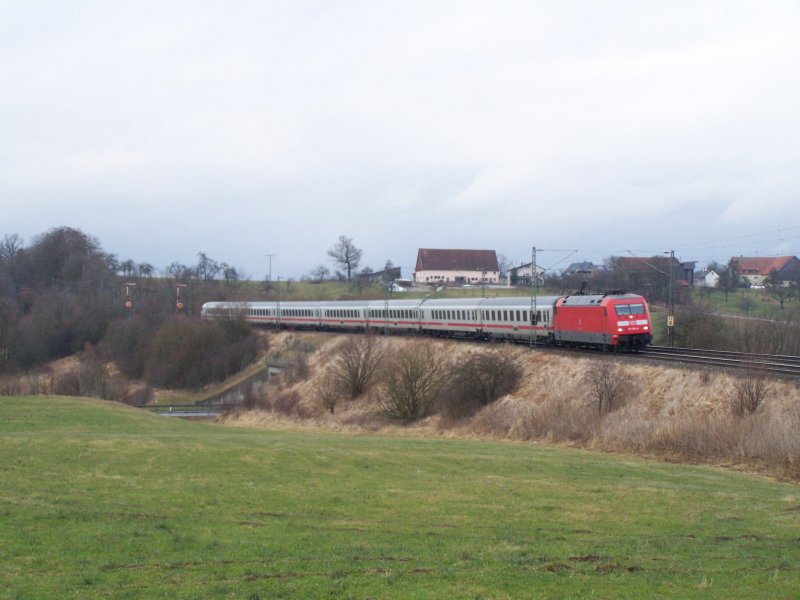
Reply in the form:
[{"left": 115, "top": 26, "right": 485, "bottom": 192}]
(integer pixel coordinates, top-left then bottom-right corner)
[
  {"left": 413, "top": 248, "right": 499, "bottom": 286},
  {"left": 730, "top": 256, "right": 800, "bottom": 287}
]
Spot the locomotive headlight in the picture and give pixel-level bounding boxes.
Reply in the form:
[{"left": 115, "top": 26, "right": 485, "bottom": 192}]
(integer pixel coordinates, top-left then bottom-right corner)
[
  {"left": 618, "top": 327, "right": 623, "bottom": 332},
  {"left": 644, "top": 326, "right": 649, "bottom": 330}
]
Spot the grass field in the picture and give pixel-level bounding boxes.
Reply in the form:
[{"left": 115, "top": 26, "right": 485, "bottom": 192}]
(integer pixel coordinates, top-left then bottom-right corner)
[{"left": 2, "top": 396, "right": 799, "bottom": 599}]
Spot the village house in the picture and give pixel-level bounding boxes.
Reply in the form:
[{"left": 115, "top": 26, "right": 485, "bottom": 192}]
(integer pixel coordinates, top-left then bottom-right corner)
[
  {"left": 413, "top": 248, "right": 499, "bottom": 286},
  {"left": 507, "top": 262, "right": 546, "bottom": 286},
  {"left": 730, "top": 256, "right": 800, "bottom": 287},
  {"left": 694, "top": 269, "right": 720, "bottom": 288}
]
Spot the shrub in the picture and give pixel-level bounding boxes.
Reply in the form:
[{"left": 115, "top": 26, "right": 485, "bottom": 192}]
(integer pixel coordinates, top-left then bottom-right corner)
[
  {"left": 329, "top": 334, "right": 385, "bottom": 399},
  {"left": 440, "top": 349, "right": 523, "bottom": 418},
  {"left": 373, "top": 342, "right": 450, "bottom": 422},
  {"left": 269, "top": 390, "right": 302, "bottom": 416},
  {"left": 730, "top": 369, "right": 770, "bottom": 417},
  {"left": 315, "top": 369, "right": 344, "bottom": 414},
  {"left": 143, "top": 316, "right": 257, "bottom": 389},
  {"left": 583, "top": 361, "right": 634, "bottom": 415}
]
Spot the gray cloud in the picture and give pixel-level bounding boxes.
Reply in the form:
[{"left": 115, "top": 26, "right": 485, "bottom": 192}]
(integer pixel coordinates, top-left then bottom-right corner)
[{"left": 2, "top": 1, "right": 799, "bottom": 279}]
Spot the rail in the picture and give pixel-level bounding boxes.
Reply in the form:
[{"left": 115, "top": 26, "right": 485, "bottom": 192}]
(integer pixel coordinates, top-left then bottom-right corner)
[{"left": 639, "top": 346, "right": 800, "bottom": 379}]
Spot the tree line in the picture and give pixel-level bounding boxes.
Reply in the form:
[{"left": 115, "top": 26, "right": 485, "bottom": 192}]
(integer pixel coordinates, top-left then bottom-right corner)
[{"left": 0, "top": 227, "right": 256, "bottom": 388}]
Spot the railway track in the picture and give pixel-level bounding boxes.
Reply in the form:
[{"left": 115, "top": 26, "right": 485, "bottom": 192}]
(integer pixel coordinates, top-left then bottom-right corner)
[{"left": 639, "top": 346, "right": 800, "bottom": 379}]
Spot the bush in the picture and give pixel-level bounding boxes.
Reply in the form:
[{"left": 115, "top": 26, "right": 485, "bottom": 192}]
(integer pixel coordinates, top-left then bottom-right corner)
[
  {"left": 143, "top": 316, "right": 257, "bottom": 389},
  {"left": 329, "top": 334, "right": 385, "bottom": 399},
  {"left": 315, "top": 369, "right": 344, "bottom": 414},
  {"left": 373, "top": 342, "right": 450, "bottom": 422},
  {"left": 102, "top": 315, "right": 156, "bottom": 379},
  {"left": 269, "top": 390, "right": 304, "bottom": 417},
  {"left": 730, "top": 369, "right": 770, "bottom": 417},
  {"left": 583, "top": 361, "right": 634, "bottom": 415},
  {"left": 440, "top": 349, "right": 523, "bottom": 418}
]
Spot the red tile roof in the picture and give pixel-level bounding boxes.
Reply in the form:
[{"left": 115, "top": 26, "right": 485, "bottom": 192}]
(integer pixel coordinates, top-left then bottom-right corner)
[
  {"left": 415, "top": 249, "right": 499, "bottom": 272},
  {"left": 731, "top": 256, "right": 794, "bottom": 275}
]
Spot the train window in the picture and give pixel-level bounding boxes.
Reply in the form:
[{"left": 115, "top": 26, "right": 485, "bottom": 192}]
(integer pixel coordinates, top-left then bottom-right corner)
[
  {"left": 630, "top": 304, "right": 645, "bottom": 314},
  {"left": 615, "top": 305, "right": 631, "bottom": 316}
]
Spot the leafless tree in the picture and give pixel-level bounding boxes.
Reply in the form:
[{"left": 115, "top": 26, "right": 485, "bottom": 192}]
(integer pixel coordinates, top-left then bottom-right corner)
[
  {"left": 584, "top": 361, "right": 633, "bottom": 415},
  {"left": 765, "top": 269, "right": 792, "bottom": 309},
  {"left": 327, "top": 235, "right": 363, "bottom": 282},
  {"left": 373, "top": 342, "right": 451, "bottom": 422},
  {"left": 497, "top": 253, "right": 512, "bottom": 280},
  {"left": 137, "top": 262, "right": 155, "bottom": 278},
  {"left": 315, "top": 369, "right": 344, "bottom": 414},
  {"left": 119, "top": 259, "right": 136, "bottom": 277},
  {"left": 0, "top": 234, "right": 23, "bottom": 264},
  {"left": 329, "top": 334, "right": 385, "bottom": 399},
  {"left": 673, "top": 304, "right": 728, "bottom": 349},
  {"left": 441, "top": 349, "right": 523, "bottom": 417},
  {"left": 309, "top": 264, "right": 330, "bottom": 283},
  {"left": 731, "top": 368, "right": 770, "bottom": 417}
]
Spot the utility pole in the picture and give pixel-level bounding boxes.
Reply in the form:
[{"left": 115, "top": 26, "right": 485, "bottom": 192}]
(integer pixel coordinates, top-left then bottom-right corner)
[
  {"left": 667, "top": 249, "right": 675, "bottom": 347},
  {"left": 529, "top": 246, "right": 537, "bottom": 351},
  {"left": 265, "top": 254, "right": 276, "bottom": 295},
  {"left": 276, "top": 276, "right": 281, "bottom": 328},
  {"left": 526, "top": 247, "right": 578, "bottom": 351}
]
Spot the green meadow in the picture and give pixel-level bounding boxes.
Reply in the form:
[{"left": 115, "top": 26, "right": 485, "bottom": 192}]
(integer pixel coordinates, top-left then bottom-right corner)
[{"left": 1, "top": 396, "right": 798, "bottom": 599}]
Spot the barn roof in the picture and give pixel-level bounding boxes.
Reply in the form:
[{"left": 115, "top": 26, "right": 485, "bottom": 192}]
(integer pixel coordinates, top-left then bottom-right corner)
[
  {"left": 731, "top": 256, "right": 794, "bottom": 275},
  {"left": 415, "top": 248, "right": 499, "bottom": 272}
]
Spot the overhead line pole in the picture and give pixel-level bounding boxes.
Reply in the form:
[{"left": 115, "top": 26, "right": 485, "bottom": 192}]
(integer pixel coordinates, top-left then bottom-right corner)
[
  {"left": 265, "top": 254, "right": 276, "bottom": 296},
  {"left": 529, "top": 246, "right": 537, "bottom": 351},
  {"left": 527, "top": 247, "right": 580, "bottom": 351}
]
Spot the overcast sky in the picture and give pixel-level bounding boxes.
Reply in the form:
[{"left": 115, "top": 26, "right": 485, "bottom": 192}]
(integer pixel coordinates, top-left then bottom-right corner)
[{"left": 3, "top": 1, "right": 799, "bottom": 280}]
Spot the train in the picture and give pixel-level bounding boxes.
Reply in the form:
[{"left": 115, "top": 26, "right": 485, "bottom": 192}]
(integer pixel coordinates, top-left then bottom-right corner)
[{"left": 201, "top": 291, "right": 652, "bottom": 351}]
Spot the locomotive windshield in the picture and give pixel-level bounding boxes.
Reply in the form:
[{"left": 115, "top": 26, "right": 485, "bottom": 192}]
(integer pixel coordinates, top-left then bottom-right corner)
[{"left": 615, "top": 303, "right": 646, "bottom": 316}]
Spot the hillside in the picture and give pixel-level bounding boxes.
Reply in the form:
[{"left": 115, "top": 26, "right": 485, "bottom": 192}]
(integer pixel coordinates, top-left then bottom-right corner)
[{"left": 223, "top": 332, "right": 800, "bottom": 481}]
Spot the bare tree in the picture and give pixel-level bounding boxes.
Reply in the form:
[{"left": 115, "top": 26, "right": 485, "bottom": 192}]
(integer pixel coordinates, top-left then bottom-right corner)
[
  {"left": 329, "top": 334, "right": 385, "bottom": 399},
  {"left": 765, "top": 269, "right": 791, "bottom": 309},
  {"left": 166, "top": 262, "right": 194, "bottom": 281},
  {"left": 584, "top": 361, "right": 633, "bottom": 415},
  {"left": 441, "top": 349, "right": 523, "bottom": 417},
  {"left": 327, "top": 235, "right": 363, "bottom": 282},
  {"left": 196, "top": 252, "right": 221, "bottom": 281},
  {"left": 731, "top": 369, "right": 770, "bottom": 417},
  {"left": 315, "top": 369, "right": 343, "bottom": 414},
  {"left": 138, "top": 262, "right": 155, "bottom": 278},
  {"left": 119, "top": 259, "right": 136, "bottom": 277},
  {"left": 497, "top": 253, "right": 512, "bottom": 280},
  {"left": 373, "top": 342, "right": 451, "bottom": 422},
  {"left": 0, "top": 234, "right": 23, "bottom": 264},
  {"left": 309, "top": 264, "right": 330, "bottom": 283}
]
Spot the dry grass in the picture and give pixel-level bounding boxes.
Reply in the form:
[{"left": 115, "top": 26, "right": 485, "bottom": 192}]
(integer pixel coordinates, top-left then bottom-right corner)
[{"left": 221, "top": 334, "right": 800, "bottom": 480}]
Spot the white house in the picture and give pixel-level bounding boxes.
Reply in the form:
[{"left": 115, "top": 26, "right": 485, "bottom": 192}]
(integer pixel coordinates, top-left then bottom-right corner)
[
  {"left": 694, "top": 270, "right": 720, "bottom": 288},
  {"left": 508, "top": 262, "right": 546, "bottom": 287},
  {"left": 413, "top": 248, "right": 500, "bottom": 286}
]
